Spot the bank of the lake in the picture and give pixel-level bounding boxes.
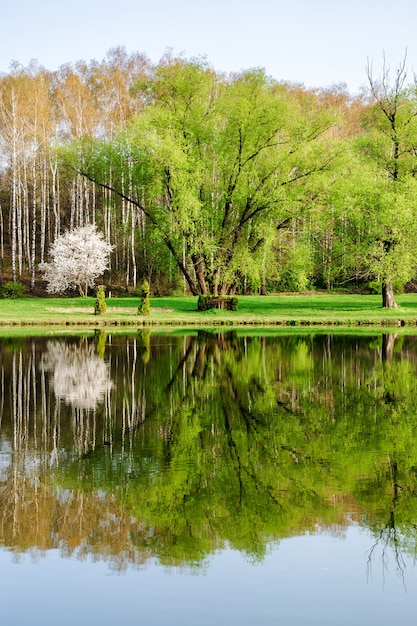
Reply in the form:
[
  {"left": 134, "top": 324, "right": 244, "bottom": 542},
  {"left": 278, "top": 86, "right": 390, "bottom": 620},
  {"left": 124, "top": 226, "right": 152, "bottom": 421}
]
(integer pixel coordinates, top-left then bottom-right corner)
[{"left": 2, "top": 293, "right": 417, "bottom": 328}]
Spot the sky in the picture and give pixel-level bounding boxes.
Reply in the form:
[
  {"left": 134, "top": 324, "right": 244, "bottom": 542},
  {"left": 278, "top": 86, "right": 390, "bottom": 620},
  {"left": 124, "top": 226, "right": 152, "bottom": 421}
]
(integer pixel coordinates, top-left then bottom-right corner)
[{"left": 2, "top": 0, "right": 417, "bottom": 94}]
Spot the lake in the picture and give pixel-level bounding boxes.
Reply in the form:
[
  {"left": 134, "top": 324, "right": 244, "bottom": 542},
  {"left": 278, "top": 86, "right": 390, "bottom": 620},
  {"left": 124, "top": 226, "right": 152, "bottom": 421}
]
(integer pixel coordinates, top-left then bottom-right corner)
[{"left": 1, "top": 329, "right": 417, "bottom": 625}]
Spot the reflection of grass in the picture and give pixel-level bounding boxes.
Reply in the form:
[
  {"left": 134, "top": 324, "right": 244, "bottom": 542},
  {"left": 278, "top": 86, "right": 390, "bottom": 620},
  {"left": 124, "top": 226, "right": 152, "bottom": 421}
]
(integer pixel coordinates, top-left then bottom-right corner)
[{"left": 1, "top": 292, "right": 417, "bottom": 327}]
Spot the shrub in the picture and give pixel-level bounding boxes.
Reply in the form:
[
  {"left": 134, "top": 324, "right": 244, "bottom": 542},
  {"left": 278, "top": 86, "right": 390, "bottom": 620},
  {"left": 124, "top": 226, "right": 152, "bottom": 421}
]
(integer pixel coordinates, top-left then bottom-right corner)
[
  {"left": 138, "top": 279, "right": 151, "bottom": 316},
  {"left": 94, "top": 285, "right": 107, "bottom": 316},
  {"left": 1, "top": 281, "right": 25, "bottom": 299}
]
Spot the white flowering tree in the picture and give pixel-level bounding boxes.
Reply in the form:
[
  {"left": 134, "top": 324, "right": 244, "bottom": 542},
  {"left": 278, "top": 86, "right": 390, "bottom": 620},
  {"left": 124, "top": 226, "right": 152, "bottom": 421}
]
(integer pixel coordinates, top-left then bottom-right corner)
[{"left": 39, "top": 224, "right": 113, "bottom": 296}]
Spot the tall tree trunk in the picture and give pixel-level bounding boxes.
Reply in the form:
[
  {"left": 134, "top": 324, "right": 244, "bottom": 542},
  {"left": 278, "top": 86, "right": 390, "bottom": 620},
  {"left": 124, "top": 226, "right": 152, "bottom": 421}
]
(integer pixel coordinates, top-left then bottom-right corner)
[
  {"left": 30, "top": 159, "right": 37, "bottom": 291},
  {"left": 40, "top": 156, "right": 48, "bottom": 263},
  {"left": 131, "top": 208, "right": 137, "bottom": 287},
  {"left": 50, "top": 160, "right": 60, "bottom": 243},
  {"left": 191, "top": 253, "right": 208, "bottom": 294},
  {"left": 382, "top": 280, "right": 398, "bottom": 308}
]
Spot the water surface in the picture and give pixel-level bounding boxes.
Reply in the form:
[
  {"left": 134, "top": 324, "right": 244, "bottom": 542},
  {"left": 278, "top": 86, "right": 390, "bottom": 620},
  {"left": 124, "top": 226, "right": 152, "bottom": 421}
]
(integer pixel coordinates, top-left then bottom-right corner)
[{"left": 1, "top": 330, "right": 417, "bottom": 624}]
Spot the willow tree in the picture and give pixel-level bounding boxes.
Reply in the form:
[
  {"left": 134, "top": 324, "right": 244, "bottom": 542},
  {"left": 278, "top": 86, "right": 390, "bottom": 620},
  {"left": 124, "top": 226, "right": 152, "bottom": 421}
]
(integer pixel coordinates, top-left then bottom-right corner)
[
  {"left": 322, "top": 150, "right": 417, "bottom": 299},
  {"left": 65, "top": 57, "right": 337, "bottom": 295},
  {"left": 358, "top": 55, "right": 417, "bottom": 307}
]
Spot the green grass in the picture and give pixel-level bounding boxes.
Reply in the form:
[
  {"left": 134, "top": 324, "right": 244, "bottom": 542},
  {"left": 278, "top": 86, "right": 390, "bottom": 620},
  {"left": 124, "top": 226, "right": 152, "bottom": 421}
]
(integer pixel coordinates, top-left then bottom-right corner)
[{"left": 1, "top": 292, "right": 417, "bottom": 330}]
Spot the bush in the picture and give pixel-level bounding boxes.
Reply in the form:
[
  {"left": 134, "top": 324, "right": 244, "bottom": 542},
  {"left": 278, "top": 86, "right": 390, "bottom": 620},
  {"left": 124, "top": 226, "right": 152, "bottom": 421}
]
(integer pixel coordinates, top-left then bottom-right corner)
[
  {"left": 94, "top": 285, "right": 107, "bottom": 316},
  {"left": 1, "top": 281, "right": 25, "bottom": 298},
  {"left": 138, "top": 279, "right": 151, "bottom": 316}
]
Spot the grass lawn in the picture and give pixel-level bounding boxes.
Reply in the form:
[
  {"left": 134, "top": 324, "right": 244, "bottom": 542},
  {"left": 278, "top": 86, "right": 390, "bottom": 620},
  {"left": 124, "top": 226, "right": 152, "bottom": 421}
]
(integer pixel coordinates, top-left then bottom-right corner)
[{"left": 1, "top": 292, "right": 417, "bottom": 329}]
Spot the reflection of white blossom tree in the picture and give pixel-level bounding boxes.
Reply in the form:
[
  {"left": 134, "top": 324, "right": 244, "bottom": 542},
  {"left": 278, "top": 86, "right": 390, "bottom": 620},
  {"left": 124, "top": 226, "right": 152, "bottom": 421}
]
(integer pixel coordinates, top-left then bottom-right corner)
[{"left": 40, "top": 341, "right": 112, "bottom": 410}]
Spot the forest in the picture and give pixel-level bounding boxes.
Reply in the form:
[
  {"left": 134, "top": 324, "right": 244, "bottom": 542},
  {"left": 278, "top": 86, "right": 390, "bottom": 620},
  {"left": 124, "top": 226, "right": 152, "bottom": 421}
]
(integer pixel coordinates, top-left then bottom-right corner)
[{"left": 1, "top": 47, "right": 417, "bottom": 306}]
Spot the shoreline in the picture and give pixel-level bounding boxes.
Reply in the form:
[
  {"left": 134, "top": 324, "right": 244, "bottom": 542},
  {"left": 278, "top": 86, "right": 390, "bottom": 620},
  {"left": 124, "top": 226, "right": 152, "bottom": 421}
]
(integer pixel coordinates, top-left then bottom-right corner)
[
  {"left": 2, "top": 293, "right": 417, "bottom": 330},
  {"left": 0, "top": 317, "right": 416, "bottom": 328}
]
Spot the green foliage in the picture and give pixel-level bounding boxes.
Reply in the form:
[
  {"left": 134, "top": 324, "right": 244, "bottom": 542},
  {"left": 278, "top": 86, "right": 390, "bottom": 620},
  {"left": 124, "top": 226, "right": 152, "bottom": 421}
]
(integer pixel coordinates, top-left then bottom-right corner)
[
  {"left": 367, "top": 280, "right": 382, "bottom": 294},
  {"left": 1, "top": 281, "right": 25, "bottom": 299},
  {"left": 67, "top": 61, "right": 337, "bottom": 296},
  {"left": 368, "top": 279, "right": 405, "bottom": 295},
  {"left": 94, "top": 285, "right": 107, "bottom": 316},
  {"left": 138, "top": 279, "right": 151, "bottom": 315},
  {"left": 277, "top": 240, "right": 313, "bottom": 292},
  {"left": 317, "top": 144, "right": 417, "bottom": 298},
  {"left": 4, "top": 54, "right": 417, "bottom": 301},
  {"left": 352, "top": 67, "right": 417, "bottom": 306}
]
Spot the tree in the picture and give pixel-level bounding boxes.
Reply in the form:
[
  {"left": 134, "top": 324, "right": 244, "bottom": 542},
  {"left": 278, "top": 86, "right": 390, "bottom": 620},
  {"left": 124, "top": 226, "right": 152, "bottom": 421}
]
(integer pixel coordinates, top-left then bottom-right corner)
[
  {"left": 39, "top": 224, "right": 113, "bottom": 296},
  {"left": 314, "top": 57, "right": 417, "bottom": 305},
  {"left": 94, "top": 284, "right": 107, "bottom": 315},
  {"left": 65, "top": 57, "right": 337, "bottom": 295},
  {"left": 359, "top": 54, "right": 417, "bottom": 307},
  {"left": 319, "top": 149, "right": 417, "bottom": 299},
  {"left": 138, "top": 279, "right": 150, "bottom": 315},
  {"left": 0, "top": 63, "right": 56, "bottom": 289}
]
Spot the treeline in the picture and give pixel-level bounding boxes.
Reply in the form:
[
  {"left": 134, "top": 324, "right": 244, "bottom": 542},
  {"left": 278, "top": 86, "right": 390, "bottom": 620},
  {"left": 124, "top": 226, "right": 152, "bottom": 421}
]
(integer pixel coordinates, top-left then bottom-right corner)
[{"left": 1, "top": 48, "right": 417, "bottom": 303}]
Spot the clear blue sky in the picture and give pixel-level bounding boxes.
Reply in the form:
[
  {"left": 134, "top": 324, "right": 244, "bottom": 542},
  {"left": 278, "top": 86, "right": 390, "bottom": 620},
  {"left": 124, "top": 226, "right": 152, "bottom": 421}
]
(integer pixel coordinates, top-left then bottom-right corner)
[{"left": 2, "top": 0, "right": 417, "bottom": 94}]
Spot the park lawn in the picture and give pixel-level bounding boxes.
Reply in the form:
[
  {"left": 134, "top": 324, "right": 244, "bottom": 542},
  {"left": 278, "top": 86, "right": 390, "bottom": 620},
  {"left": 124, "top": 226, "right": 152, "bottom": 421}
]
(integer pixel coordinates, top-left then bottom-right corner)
[{"left": 1, "top": 292, "right": 417, "bottom": 327}]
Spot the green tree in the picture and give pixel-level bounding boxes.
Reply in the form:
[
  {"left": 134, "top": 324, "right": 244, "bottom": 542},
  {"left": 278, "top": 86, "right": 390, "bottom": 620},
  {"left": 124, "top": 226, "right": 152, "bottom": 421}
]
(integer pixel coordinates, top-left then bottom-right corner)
[
  {"left": 65, "top": 57, "right": 337, "bottom": 295},
  {"left": 138, "top": 278, "right": 151, "bottom": 315},
  {"left": 357, "top": 55, "right": 417, "bottom": 306},
  {"left": 94, "top": 284, "right": 107, "bottom": 315},
  {"left": 320, "top": 148, "right": 417, "bottom": 297}
]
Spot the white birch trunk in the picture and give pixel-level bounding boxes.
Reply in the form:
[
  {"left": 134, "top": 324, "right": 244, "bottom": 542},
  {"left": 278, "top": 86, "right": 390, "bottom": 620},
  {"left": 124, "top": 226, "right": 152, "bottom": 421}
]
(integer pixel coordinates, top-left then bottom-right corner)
[{"left": 30, "top": 159, "right": 37, "bottom": 290}]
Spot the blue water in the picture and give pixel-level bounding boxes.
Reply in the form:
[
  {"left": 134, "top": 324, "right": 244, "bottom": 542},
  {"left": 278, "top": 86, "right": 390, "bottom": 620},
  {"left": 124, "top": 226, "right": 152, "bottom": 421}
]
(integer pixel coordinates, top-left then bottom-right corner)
[{"left": 1, "top": 525, "right": 416, "bottom": 626}]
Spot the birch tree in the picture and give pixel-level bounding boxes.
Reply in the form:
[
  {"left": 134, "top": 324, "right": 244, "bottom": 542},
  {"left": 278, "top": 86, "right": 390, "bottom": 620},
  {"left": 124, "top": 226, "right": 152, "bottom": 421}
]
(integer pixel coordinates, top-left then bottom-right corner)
[{"left": 0, "top": 64, "right": 57, "bottom": 289}]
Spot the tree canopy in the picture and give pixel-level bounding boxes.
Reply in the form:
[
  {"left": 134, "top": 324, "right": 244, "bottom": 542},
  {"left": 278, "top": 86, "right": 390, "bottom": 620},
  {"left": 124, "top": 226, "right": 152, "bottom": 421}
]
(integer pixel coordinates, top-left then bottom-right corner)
[{"left": 1, "top": 49, "right": 417, "bottom": 305}]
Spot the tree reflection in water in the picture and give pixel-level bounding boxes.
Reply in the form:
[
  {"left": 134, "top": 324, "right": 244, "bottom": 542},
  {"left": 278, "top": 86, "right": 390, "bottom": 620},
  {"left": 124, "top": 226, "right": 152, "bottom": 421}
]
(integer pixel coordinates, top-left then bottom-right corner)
[
  {"left": 1, "top": 331, "right": 417, "bottom": 572},
  {"left": 40, "top": 339, "right": 112, "bottom": 410}
]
